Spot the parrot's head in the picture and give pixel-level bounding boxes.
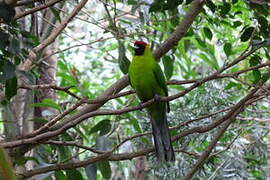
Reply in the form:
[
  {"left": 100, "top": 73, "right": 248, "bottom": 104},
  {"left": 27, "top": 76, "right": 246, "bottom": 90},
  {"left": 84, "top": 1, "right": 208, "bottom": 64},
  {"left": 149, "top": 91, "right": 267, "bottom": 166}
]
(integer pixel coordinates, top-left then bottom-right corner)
[{"left": 134, "top": 41, "right": 148, "bottom": 56}]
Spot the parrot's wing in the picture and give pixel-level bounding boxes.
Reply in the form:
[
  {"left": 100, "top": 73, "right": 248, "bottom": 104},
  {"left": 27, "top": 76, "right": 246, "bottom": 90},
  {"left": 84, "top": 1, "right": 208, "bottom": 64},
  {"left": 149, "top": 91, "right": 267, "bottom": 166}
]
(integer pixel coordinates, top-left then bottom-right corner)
[
  {"left": 153, "top": 63, "right": 170, "bottom": 113},
  {"left": 128, "top": 74, "right": 133, "bottom": 88},
  {"left": 153, "top": 64, "right": 168, "bottom": 96}
]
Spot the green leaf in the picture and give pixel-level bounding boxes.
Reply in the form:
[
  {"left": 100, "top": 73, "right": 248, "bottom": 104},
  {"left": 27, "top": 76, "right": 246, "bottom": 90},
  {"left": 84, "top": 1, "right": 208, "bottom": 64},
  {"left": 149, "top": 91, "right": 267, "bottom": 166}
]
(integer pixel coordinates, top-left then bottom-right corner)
[
  {"left": 57, "top": 145, "right": 71, "bottom": 161},
  {"left": 129, "top": 118, "right": 142, "bottom": 133},
  {"left": 219, "top": 2, "right": 231, "bottom": 17},
  {"left": 97, "top": 161, "right": 112, "bottom": 179},
  {"left": 0, "top": 3, "right": 15, "bottom": 24},
  {"left": 89, "top": 120, "right": 111, "bottom": 136},
  {"left": 29, "top": 117, "right": 48, "bottom": 123},
  {"left": 224, "top": 81, "right": 242, "bottom": 90},
  {"left": 252, "top": 70, "right": 261, "bottom": 83},
  {"left": 149, "top": 0, "right": 183, "bottom": 12},
  {"left": 55, "top": 171, "right": 66, "bottom": 180},
  {"left": 206, "top": 0, "right": 216, "bottom": 13},
  {"left": 15, "top": 156, "right": 39, "bottom": 166},
  {"left": 8, "top": 38, "right": 20, "bottom": 55},
  {"left": 195, "top": 36, "right": 206, "bottom": 48},
  {"left": 203, "top": 27, "right": 212, "bottom": 40},
  {"left": 127, "top": 0, "right": 137, "bottom": 5},
  {"left": 162, "top": 55, "right": 174, "bottom": 80},
  {"left": 185, "top": 0, "right": 192, "bottom": 5},
  {"left": 73, "top": 126, "right": 88, "bottom": 140},
  {"left": 198, "top": 53, "right": 219, "bottom": 70},
  {"left": 118, "top": 41, "right": 130, "bottom": 74},
  {"left": 0, "top": 30, "right": 9, "bottom": 50},
  {"left": 14, "top": 56, "right": 21, "bottom": 65},
  {"left": 249, "top": 55, "right": 262, "bottom": 83},
  {"left": 0, "top": 147, "right": 17, "bottom": 180},
  {"left": 258, "top": 16, "right": 268, "bottom": 33},
  {"left": 233, "top": 21, "right": 242, "bottom": 28},
  {"left": 58, "top": 60, "right": 69, "bottom": 72},
  {"left": 50, "top": 7, "right": 61, "bottom": 23},
  {"left": 249, "top": 55, "right": 261, "bottom": 66},
  {"left": 240, "top": 27, "right": 255, "bottom": 42},
  {"left": 0, "top": 60, "right": 16, "bottom": 83},
  {"left": 21, "top": 31, "right": 40, "bottom": 46},
  {"left": 66, "top": 169, "right": 83, "bottom": 180},
  {"left": 31, "top": 98, "right": 61, "bottom": 111},
  {"left": 5, "top": 76, "right": 17, "bottom": 100},
  {"left": 264, "top": 48, "right": 270, "bottom": 61},
  {"left": 224, "top": 43, "right": 232, "bottom": 57},
  {"left": 149, "top": 1, "right": 163, "bottom": 13}
]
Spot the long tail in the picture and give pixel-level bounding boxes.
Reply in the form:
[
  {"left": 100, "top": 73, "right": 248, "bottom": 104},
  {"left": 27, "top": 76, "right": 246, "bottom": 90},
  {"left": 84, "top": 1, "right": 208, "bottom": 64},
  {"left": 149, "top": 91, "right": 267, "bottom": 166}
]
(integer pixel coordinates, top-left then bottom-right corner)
[{"left": 150, "top": 114, "right": 175, "bottom": 162}]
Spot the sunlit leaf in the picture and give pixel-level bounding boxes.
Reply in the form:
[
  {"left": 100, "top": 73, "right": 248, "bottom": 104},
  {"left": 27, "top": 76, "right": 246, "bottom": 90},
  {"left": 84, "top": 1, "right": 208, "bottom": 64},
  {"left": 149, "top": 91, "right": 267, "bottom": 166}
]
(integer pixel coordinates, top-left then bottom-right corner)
[
  {"left": 224, "top": 81, "right": 242, "bottom": 90},
  {"left": 31, "top": 98, "right": 61, "bottom": 111}
]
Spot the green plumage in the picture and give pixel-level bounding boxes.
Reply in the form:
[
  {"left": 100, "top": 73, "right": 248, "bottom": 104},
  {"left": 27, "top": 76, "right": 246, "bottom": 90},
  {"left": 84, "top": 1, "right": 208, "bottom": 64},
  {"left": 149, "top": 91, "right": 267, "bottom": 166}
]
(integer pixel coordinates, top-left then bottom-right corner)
[{"left": 128, "top": 42, "right": 175, "bottom": 161}]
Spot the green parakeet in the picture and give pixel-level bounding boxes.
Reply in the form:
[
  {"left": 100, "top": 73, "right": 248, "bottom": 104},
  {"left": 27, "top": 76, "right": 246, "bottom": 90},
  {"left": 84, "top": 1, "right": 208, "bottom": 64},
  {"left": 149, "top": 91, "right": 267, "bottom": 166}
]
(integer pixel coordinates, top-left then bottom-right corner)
[{"left": 128, "top": 41, "right": 175, "bottom": 161}]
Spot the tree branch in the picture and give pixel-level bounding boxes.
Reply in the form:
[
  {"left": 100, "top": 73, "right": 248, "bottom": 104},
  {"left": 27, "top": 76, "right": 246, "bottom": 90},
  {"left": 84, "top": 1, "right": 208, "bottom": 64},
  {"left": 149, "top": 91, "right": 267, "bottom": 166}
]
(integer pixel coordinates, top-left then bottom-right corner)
[
  {"left": 46, "top": 0, "right": 206, "bottom": 132},
  {"left": 21, "top": 0, "right": 88, "bottom": 72},
  {"left": 15, "top": 84, "right": 267, "bottom": 179},
  {"left": 1, "top": 47, "right": 267, "bottom": 148},
  {"left": 14, "top": 0, "right": 65, "bottom": 20},
  {"left": 153, "top": 0, "right": 205, "bottom": 59}
]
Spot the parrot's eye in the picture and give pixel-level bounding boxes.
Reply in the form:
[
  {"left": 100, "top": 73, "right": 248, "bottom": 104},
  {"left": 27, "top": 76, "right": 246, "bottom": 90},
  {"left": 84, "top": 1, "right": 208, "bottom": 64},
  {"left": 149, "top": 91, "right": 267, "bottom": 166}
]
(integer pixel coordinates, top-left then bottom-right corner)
[{"left": 134, "top": 41, "right": 147, "bottom": 56}]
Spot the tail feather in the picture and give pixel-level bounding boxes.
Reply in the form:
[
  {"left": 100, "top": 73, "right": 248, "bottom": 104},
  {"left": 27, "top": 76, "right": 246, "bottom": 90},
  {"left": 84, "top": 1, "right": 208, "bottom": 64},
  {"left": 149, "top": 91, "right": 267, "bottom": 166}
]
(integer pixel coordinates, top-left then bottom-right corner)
[{"left": 150, "top": 116, "right": 175, "bottom": 162}]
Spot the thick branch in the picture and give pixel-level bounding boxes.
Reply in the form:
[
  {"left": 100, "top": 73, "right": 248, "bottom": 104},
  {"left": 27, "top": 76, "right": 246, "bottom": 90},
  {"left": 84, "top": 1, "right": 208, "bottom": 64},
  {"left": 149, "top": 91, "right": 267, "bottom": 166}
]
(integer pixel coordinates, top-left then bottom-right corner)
[
  {"left": 183, "top": 119, "right": 233, "bottom": 180},
  {"left": 153, "top": 0, "right": 205, "bottom": 59},
  {"left": 14, "top": 0, "right": 65, "bottom": 20}
]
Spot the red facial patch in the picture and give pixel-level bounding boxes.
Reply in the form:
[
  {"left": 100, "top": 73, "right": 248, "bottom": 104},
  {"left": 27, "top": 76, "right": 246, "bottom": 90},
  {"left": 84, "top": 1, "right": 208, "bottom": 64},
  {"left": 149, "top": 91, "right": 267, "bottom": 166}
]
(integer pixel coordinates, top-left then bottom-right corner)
[{"left": 134, "top": 41, "right": 147, "bottom": 47}]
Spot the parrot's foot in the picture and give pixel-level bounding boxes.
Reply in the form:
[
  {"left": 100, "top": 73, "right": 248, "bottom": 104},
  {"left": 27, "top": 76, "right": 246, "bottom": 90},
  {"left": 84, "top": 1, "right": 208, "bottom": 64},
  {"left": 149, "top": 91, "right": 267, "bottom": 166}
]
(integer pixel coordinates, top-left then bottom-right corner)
[{"left": 154, "top": 94, "right": 162, "bottom": 102}]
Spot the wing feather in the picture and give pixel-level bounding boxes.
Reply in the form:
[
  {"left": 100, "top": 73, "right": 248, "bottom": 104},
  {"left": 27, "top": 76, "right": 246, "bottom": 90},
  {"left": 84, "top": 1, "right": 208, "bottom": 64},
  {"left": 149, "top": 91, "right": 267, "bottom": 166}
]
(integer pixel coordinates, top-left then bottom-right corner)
[{"left": 153, "top": 63, "right": 170, "bottom": 113}]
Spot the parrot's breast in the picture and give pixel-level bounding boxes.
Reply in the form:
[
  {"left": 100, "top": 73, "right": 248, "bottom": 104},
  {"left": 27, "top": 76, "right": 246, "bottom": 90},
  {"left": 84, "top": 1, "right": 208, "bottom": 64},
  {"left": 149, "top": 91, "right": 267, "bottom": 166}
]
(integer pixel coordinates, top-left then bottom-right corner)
[{"left": 129, "top": 56, "right": 164, "bottom": 101}]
